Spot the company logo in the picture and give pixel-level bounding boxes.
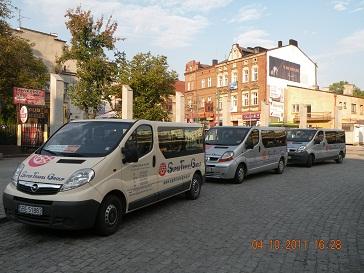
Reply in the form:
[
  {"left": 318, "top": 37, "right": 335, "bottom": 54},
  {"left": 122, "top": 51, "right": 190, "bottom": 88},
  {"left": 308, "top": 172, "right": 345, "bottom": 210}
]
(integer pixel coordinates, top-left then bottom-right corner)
[
  {"left": 159, "top": 163, "right": 167, "bottom": 176},
  {"left": 28, "top": 155, "right": 55, "bottom": 167},
  {"left": 31, "top": 183, "right": 39, "bottom": 192}
]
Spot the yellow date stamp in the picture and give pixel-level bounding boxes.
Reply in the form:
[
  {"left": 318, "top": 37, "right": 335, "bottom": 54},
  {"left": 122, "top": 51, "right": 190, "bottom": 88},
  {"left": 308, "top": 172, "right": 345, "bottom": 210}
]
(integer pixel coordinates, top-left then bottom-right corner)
[{"left": 251, "top": 239, "right": 342, "bottom": 251}]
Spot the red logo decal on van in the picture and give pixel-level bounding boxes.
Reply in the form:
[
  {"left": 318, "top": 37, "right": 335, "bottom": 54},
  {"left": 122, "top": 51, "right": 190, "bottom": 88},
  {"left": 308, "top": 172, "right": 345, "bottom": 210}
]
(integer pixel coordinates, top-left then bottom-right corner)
[
  {"left": 159, "top": 163, "right": 167, "bottom": 176},
  {"left": 28, "top": 155, "right": 55, "bottom": 167}
]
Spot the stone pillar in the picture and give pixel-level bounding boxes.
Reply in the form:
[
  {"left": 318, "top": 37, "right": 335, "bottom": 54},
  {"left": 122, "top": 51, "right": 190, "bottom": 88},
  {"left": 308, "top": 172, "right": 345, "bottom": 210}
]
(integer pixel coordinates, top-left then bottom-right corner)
[
  {"left": 122, "top": 85, "right": 133, "bottom": 119},
  {"left": 50, "top": 74, "right": 64, "bottom": 136},
  {"left": 299, "top": 104, "right": 307, "bottom": 128},
  {"left": 17, "top": 124, "right": 21, "bottom": 146},
  {"left": 334, "top": 106, "right": 342, "bottom": 129},
  {"left": 222, "top": 95, "right": 230, "bottom": 125},
  {"left": 175, "top": 92, "right": 185, "bottom": 122},
  {"left": 259, "top": 102, "right": 269, "bottom": 126},
  {"left": 43, "top": 124, "right": 48, "bottom": 142}
]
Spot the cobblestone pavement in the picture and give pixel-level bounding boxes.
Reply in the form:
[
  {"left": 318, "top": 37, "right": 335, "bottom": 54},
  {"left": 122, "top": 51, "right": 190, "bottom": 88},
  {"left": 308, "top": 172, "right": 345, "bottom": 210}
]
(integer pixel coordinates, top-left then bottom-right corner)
[{"left": 0, "top": 153, "right": 363, "bottom": 272}]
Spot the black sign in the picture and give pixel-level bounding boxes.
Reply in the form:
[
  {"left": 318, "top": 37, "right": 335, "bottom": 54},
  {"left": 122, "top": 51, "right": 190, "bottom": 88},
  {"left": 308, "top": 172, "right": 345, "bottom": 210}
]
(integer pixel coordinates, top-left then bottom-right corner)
[{"left": 269, "top": 56, "right": 300, "bottom": 83}]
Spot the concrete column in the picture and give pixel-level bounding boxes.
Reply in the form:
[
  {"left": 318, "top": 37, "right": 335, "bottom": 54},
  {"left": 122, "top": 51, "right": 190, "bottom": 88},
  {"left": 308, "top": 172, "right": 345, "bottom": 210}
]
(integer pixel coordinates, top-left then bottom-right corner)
[
  {"left": 299, "top": 104, "right": 307, "bottom": 128},
  {"left": 50, "top": 74, "right": 64, "bottom": 136},
  {"left": 17, "top": 124, "right": 21, "bottom": 146},
  {"left": 222, "top": 95, "right": 230, "bottom": 125},
  {"left": 175, "top": 92, "right": 185, "bottom": 122},
  {"left": 122, "top": 85, "right": 133, "bottom": 119},
  {"left": 43, "top": 124, "right": 48, "bottom": 142},
  {"left": 259, "top": 102, "right": 269, "bottom": 126},
  {"left": 334, "top": 106, "right": 342, "bottom": 129}
]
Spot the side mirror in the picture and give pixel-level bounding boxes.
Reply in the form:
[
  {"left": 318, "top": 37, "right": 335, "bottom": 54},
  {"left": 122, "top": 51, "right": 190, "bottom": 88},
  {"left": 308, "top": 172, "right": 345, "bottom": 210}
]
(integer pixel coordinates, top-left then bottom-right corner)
[{"left": 122, "top": 146, "right": 138, "bottom": 164}]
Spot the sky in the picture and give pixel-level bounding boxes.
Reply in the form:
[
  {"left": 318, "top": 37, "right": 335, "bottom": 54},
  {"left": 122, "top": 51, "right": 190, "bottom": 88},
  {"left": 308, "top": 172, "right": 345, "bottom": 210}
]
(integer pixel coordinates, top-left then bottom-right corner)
[{"left": 9, "top": 0, "right": 364, "bottom": 89}]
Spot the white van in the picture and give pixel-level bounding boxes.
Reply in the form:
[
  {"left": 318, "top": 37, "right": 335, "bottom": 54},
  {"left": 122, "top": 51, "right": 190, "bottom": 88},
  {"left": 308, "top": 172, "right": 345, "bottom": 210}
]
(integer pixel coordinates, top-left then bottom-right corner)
[
  {"left": 3, "top": 120, "right": 205, "bottom": 235},
  {"left": 205, "top": 126, "right": 287, "bottom": 183}
]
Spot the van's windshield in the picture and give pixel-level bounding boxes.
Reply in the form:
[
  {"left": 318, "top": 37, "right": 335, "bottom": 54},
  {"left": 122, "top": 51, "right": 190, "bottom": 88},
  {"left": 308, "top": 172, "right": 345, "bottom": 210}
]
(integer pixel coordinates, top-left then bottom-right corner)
[
  {"left": 39, "top": 121, "right": 133, "bottom": 157},
  {"left": 205, "top": 127, "right": 250, "bottom": 146},
  {"left": 287, "top": 129, "right": 317, "bottom": 143}
]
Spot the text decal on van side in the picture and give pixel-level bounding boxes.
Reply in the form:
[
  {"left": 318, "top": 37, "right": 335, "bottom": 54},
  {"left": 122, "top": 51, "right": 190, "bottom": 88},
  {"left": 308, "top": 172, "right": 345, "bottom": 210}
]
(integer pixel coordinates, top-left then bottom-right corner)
[
  {"left": 28, "top": 155, "right": 55, "bottom": 167},
  {"left": 159, "top": 158, "right": 202, "bottom": 176}
]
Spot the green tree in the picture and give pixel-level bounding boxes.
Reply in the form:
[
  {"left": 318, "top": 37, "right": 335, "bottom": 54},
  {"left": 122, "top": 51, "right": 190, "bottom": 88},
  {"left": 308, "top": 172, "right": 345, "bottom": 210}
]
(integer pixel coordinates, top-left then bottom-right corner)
[
  {"left": 58, "top": 6, "right": 118, "bottom": 118},
  {"left": 0, "top": 0, "right": 48, "bottom": 122},
  {"left": 328, "top": 81, "right": 348, "bottom": 94},
  {"left": 115, "top": 52, "right": 178, "bottom": 121}
]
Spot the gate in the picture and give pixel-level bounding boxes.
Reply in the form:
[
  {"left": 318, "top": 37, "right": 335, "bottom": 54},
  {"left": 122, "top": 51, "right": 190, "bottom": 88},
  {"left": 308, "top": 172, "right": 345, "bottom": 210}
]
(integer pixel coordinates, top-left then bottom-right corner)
[{"left": 21, "top": 123, "right": 44, "bottom": 150}]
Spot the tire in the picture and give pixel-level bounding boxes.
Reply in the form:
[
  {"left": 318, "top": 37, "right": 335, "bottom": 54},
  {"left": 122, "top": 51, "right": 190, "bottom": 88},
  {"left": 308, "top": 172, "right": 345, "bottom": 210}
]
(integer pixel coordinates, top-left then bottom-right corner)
[
  {"left": 95, "top": 194, "right": 123, "bottom": 236},
  {"left": 335, "top": 152, "right": 344, "bottom": 164},
  {"left": 306, "top": 154, "right": 314, "bottom": 168},
  {"left": 233, "top": 164, "right": 245, "bottom": 184},
  {"left": 275, "top": 158, "right": 285, "bottom": 174},
  {"left": 186, "top": 173, "right": 202, "bottom": 200}
]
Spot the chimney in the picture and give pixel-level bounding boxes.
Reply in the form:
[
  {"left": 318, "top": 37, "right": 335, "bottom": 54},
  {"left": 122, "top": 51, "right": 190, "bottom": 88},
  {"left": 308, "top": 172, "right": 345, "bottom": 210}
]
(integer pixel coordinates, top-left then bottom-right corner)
[
  {"left": 212, "top": 59, "right": 218, "bottom": 66},
  {"left": 343, "top": 84, "right": 354, "bottom": 96},
  {"left": 289, "top": 39, "right": 298, "bottom": 47},
  {"left": 278, "top": 41, "right": 283, "bottom": 47}
]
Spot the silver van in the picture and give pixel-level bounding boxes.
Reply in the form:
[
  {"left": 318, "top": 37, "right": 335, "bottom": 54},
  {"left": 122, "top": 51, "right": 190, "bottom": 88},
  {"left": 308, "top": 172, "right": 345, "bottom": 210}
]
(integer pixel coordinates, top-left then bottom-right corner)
[
  {"left": 205, "top": 126, "right": 287, "bottom": 184},
  {"left": 287, "top": 128, "right": 346, "bottom": 167}
]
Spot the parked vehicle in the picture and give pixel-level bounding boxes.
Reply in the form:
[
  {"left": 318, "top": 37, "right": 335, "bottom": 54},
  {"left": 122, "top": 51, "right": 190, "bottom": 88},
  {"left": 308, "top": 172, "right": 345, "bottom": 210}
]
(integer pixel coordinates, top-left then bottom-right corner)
[
  {"left": 3, "top": 120, "right": 205, "bottom": 235},
  {"left": 205, "top": 126, "right": 287, "bottom": 184},
  {"left": 286, "top": 128, "right": 346, "bottom": 167}
]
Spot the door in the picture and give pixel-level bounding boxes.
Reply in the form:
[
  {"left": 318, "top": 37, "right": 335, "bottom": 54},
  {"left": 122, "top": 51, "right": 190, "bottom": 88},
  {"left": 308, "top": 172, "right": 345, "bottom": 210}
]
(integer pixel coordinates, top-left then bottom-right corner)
[
  {"left": 324, "top": 131, "right": 339, "bottom": 158},
  {"left": 122, "top": 124, "right": 157, "bottom": 211},
  {"left": 244, "top": 129, "right": 260, "bottom": 173},
  {"left": 312, "top": 130, "right": 325, "bottom": 159}
]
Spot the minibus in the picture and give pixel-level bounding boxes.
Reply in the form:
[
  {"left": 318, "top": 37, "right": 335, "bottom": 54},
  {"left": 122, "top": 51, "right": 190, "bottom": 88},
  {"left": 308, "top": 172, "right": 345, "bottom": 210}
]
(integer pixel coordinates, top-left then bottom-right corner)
[
  {"left": 287, "top": 128, "right": 346, "bottom": 167},
  {"left": 3, "top": 120, "right": 205, "bottom": 235},
  {"left": 205, "top": 126, "right": 287, "bottom": 183}
]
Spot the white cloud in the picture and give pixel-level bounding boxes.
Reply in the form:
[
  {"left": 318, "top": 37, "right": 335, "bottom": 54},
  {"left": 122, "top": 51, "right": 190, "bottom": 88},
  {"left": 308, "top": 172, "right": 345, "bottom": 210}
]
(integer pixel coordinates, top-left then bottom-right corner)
[
  {"left": 350, "top": 7, "right": 364, "bottom": 12},
  {"left": 332, "top": 1, "right": 349, "bottom": 11},
  {"left": 229, "top": 4, "right": 266, "bottom": 23},
  {"left": 234, "top": 29, "right": 275, "bottom": 48},
  {"left": 148, "top": 0, "right": 233, "bottom": 12},
  {"left": 22, "top": 0, "right": 209, "bottom": 49},
  {"left": 338, "top": 29, "right": 364, "bottom": 53}
]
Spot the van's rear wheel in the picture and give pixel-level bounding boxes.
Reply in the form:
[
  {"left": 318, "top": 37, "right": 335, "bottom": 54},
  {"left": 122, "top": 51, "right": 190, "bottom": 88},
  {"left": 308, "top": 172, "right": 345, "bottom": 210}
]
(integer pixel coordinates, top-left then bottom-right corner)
[
  {"left": 275, "top": 158, "right": 285, "bottom": 174},
  {"left": 306, "top": 154, "right": 314, "bottom": 168},
  {"left": 234, "top": 164, "right": 245, "bottom": 184},
  {"left": 335, "top": 152, "right": 344, "bottom": 163},
  {"left": 95, "top": 194, "right": 123, "bottom": 236},
  {"left": 186, "top": 173, "right": 202, "bottom": 200}
]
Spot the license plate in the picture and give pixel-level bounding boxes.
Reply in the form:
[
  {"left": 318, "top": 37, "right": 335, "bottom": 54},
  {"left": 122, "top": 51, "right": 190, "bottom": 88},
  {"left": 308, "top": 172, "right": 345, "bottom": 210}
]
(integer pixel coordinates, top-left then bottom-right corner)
[
  {"left": 206, "top": 167, "right": 213, "bottom": 173},
  {"left": 18, "top": 204, "right": 43, "bottom": 216}
]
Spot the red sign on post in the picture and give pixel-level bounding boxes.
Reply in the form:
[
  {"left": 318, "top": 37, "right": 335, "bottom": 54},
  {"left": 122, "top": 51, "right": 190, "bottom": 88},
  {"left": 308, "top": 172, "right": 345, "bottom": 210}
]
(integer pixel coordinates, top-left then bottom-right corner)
[
  {"left": 242, "top": 112, "right": 260, "bottom": 121},
  {"left": 13, "top": 87, "right": 45, "bottom": 106}
]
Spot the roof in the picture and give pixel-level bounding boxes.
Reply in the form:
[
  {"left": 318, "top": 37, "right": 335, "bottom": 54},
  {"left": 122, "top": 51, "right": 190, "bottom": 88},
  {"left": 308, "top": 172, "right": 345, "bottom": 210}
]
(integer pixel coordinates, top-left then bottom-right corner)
[
  {"left": 268, "top": 44, "right": 317, "bottom": 66},
  {"left": 14, "top": 27, "right": 67, "bottom": 43},
  {"left": 174, "top": 80, "right": 185, "bottom": 93}
]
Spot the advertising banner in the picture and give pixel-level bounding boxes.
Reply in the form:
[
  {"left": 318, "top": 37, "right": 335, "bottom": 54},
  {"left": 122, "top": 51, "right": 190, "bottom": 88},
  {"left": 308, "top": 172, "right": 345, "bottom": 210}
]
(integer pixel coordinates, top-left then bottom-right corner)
[
  {"left": 270, "top": 101, "right": 284, "bottom": 119},
  {"left": 13, "top": 87, "right": 45, "bottom": 106},
  {"left": 242, "top": 112, "right": 260, "bottom": 121},
  {"left": 269, "top": 56, "right": 300, "bottom": 83}
]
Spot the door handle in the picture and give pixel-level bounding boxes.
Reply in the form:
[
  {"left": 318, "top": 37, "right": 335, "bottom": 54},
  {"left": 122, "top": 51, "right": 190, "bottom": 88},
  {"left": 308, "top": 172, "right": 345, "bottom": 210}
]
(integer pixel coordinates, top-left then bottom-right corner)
[{"left": 153, "top": 155, "right": 156, "bottom": 167}]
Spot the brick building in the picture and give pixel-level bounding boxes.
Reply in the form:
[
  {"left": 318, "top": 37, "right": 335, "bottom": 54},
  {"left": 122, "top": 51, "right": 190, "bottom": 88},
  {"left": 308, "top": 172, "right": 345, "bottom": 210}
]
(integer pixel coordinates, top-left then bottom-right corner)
[{"left": 184, "top": 40, "right": 317, "bottom": 127}]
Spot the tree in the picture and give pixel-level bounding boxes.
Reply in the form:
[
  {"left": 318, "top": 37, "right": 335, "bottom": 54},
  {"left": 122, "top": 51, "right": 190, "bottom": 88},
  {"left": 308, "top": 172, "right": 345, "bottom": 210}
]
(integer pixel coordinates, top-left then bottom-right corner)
[
  {"left": 329, "top": 80, "right": 364, "bottom": 98},
  {"left": 115, "top": 52, "right": 178, "bottom": 121},
  {"left": 0, "top": 0, "right": 48, "bottom": 122},
  {"left": 58, "top": 6, "right": 118, "bottom": 118}
]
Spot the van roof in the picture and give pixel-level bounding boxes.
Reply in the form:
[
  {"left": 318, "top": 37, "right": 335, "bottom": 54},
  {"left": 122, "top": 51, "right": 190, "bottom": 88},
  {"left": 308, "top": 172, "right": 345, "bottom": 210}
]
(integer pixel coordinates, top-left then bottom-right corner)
[
  {"left": 287, "top": 128, "right": 344, "bottom": 132},
  {"left": 69, "top": 119, "right": 202, "bottom": 127},
  {"left": 209, "top": 126, "right": 286, "bottom": 130}
]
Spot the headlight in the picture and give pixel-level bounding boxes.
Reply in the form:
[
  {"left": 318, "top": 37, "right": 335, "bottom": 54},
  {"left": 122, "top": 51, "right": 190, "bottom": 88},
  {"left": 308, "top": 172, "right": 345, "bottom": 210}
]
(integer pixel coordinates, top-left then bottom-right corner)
[
  {"left": 297, "top": 146, "right": 306, "bottom": 152},
  {"left": 61, "top": 168, "right": 95, "bottom": 191},
  {"left": 218, "top": 151, "right": 234, "bottom": 162},
  {"left": 11, "top": 163, "right": 24, "bottom": 186}
]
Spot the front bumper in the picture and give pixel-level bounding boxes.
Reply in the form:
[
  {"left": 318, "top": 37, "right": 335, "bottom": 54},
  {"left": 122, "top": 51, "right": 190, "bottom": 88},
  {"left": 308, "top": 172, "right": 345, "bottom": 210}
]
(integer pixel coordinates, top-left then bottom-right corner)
[
  {"left": 287, "top": 151, "right": 309, "bottom": 164},
  {"left": 205, "top": 161, "right": 237, "bottom": 180},
  {"left": 3, "top": 193, "right": 100, "bottom": 230}
]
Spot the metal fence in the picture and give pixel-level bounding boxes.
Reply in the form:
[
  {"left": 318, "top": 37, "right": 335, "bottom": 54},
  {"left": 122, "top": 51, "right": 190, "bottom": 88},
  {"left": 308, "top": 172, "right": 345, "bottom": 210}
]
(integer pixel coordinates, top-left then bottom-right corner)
[
  {"left": 21, "top": 123, "right": 44, "bottom": 149},
  {"left": 0, "top": 124, "right": 17, "bottom": 145}
]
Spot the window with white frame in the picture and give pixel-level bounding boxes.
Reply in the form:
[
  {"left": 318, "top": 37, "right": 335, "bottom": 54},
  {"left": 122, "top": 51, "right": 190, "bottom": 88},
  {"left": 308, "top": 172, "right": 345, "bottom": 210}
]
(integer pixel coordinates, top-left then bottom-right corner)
[
  {"left": 351, "top": 104, "right": 357, "bottom": 114},
  {"left": 208, "top": 77, "right": 212, "bottom": 87},
  {"left": 224, "top": 74, "right": 228, "bottom": 86},
  {"left": 242, "top": 92, "right": 249, "bottom": 106},
  {"left": 231, "top": 95, "right": 237, "bottom": 112},
  {"left": 218, "top": 98, "right": 222, "bottom": 110},
  {"left": 188, "top": 99, "right": 192, "bottom": 108},
  {"left": 292, "top": 104, "right": 300, "bottom": 113},
  {"left": 343, "top": 102, "right": 347, "bottom": 109},
  {"left": 187, "top": 82, "right": 191, "bottom": 91},
  {"left": 252, "top": 66, "right": 258, "bottom": 81},
  {"left": 251, "top": 91, "right": 258, "bottom": 105},
  {"left": 218, "top": 75, "right": 223, "bottom": 87},
  {"left": 232, "top": 71, "right": 238, "bottom": 83},
  {"left": 201, "top": 79, "right": 205, "bottom": 88},
  {"left": 360, "top": 105, "right": 363, "bottom": 115},
  {"left": 243, "top": 68, "right": 249, "bottom": 83},
  {"left": 207, "top": 96, "right": 211, "bottom": 102},
  {"left": 201, "top": 97, "right": 205, "bottom": 108}
]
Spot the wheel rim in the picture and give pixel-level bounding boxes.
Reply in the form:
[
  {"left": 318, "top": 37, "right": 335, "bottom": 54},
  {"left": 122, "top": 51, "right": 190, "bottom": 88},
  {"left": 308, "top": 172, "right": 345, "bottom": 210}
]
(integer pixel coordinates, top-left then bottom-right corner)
[
  {"left": 238, "top": 167, "right": 244, "bottom": 182},
  {"left": 338, "top": 154, "right": 342, "bottom": 161},
  {"left": 279, "top": 160, "right": 284, "bottom": 171},
  {"left": 192, "top": 177, "right": 200, "bottom": 193},
  {"left": 105, "top": 204, "right": 118, "bottom": 226}
]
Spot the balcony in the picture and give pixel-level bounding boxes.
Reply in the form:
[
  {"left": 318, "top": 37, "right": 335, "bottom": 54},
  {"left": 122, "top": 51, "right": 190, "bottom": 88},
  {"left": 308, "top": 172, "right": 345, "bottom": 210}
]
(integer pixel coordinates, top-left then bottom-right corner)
[{"left": 293, "top": 112, "right": 332, "bottom": 122}]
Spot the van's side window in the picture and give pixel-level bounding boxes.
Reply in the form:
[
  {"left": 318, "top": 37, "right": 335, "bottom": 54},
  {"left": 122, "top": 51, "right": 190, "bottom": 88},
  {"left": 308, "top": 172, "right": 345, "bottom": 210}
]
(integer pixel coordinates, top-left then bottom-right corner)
[
  {"left": 125, "top": 125, "right": 153, "bottom": 158},
  {"left": 261, "top": 130, "right": 286, "bottom": 148},
  {"left": 315, "top": 131, "right": 324, "bottom": 144},
  {"left": 336, "top": 131, "right": 345, "bottom": 143},
  {"left": 325, "top": 131, "right": 336, "bottom": 144},
  {"left": 246, "top": 129, "right": 259, "bottom": 147}
]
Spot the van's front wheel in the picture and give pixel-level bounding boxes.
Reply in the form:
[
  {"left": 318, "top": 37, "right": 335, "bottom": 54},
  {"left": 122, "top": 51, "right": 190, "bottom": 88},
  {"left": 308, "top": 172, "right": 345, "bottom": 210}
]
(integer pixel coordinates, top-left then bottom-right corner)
[
  {"left": 234, "top": 164, "right": 245, "bottom": 184},
  {"left": 335, "top": 152, "right": 344, "bottom": 163},
  {"left": 306, "top": 154, "right": 314, "bottom": 168},
  {"left": 186, "top": 173, "right": 202, "bottom": 200},
  {"left": 275, "top": 158, "right": 285, "bottom": 174},
  {"left": 95, "top": 194, "right": 123, "bottom": 236}
]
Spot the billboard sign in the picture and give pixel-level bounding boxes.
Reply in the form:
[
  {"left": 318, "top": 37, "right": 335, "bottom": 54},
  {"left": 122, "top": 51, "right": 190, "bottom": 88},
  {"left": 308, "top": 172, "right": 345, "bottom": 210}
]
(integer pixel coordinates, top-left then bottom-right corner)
[
  {"left": 242, "top": 112, "right": 260, "bottom": 121},
  {"left": 20, "top": 106, "right": 28, "bottom": 123},
  {"left": 269, "top": 56, "right": 300, "bottom": 83},
  {"left": 13, "top": 87, "right": 45, "bottom": 106}
]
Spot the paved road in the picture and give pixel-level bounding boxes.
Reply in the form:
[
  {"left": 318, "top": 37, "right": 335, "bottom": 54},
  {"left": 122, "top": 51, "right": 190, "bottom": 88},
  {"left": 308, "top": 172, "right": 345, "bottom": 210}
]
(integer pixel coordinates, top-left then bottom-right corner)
[{"left": 0, "top": 151, "right": 363, "bottom": 273}]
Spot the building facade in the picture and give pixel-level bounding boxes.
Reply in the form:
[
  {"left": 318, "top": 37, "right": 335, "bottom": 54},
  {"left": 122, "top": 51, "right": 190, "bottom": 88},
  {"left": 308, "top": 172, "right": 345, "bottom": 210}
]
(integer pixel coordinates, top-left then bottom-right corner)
[{"left": 184, "top": 40, "right": 317, "bottom": 127}]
